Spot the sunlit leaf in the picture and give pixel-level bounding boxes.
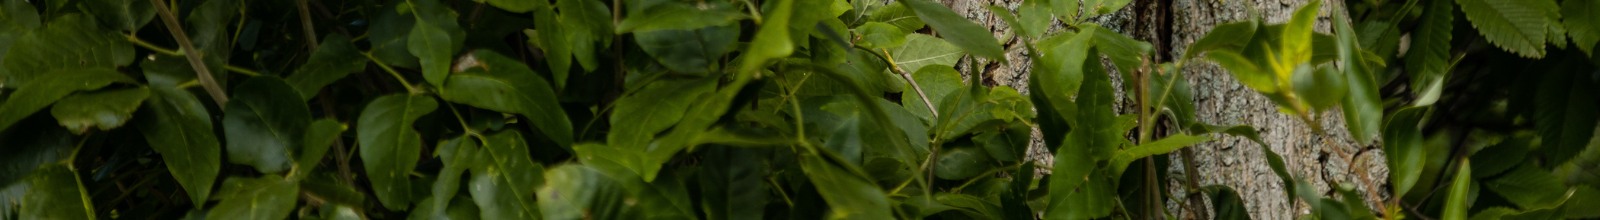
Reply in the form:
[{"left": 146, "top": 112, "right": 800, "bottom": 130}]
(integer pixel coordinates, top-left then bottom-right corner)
[
  {"left": 1534, "top": 69, "right": 1598, "bottom": 165},
  {"left": 1406, "top": 0, "right": 1455, "bottom": 106}
]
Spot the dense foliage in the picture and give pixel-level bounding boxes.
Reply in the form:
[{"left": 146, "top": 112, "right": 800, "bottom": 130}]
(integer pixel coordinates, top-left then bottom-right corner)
[{"left": 0, "top": 0, "right": 1595, "bottom": 219}]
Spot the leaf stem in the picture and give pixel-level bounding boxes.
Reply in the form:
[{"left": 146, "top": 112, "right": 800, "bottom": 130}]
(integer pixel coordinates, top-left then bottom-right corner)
[
  {"left": 359, "top": 51, "right": 422, "bottom": 94},
  {"left": 224, "top": 65, "right": 261, "bottom": 76},
  {"left": 126, "top": 34, "right": 184, "bottom": 56},
  {"left": 296, "top": 0, "right": 319, "bottom": 52},
  {"left": 863, "top": 47, "right": 939, "bottom": 118},
  {"left": 151, "top": 0, "right": 229, "bottom": 106}
]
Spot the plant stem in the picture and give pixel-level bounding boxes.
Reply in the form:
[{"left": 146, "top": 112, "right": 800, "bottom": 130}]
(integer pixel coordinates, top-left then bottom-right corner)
[
  {"left": 296, "top": 0, "right": 319, "bottom": 52},
  {"left": 126, "top": 34, "right": 184, "bottom": 56},
  {"left": 867, "top": 47, "right": 939, "bottom": 118},
  {"left": 225, "top": 65, "right": 261, "bottom": 76},
  {"left": 359, "top": 51, "right": 421, "bottom": 94},
  {"left": 151, "top": 0, "right": 229, "bottom": 106}
]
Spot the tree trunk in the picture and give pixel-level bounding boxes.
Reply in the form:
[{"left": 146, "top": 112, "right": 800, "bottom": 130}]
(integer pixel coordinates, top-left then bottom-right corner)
[{"left": 940, "top": 0, "right": 1390, "bottom": 218}]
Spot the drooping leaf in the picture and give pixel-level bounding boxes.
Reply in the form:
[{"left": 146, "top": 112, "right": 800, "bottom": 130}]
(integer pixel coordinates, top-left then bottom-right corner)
[
  {"left": 222, "top": 77, "right": 311, "bottom": 174},
  {"left": 1085, "top": 24, "right": 1151, "bottom": 74},
  {"left": 20, "top": 165, "right": 94, "bottom": 220},
  {"left": 1383, "top": 107, "right": 1428, "bottom": 197},
  {"left": 1335, "top": 13, "right": 1381, "bottom": 144},
  {"left": 136, "top": 86, "right": 221, "bottom": 206},
  {"left": 440, "top": 50, "right": 573, "bottom": 146},
  {"left": 1406, "top": 0, "right": 1455, "bottom": 106},
  {"left": 1184, "top": 19, "right": 1258, "bottom": 61},
  {"left": 1443, "top": 160, "right": 1472, "bottom": 220},
  {"left": 1109, "top": 134, "right": 1209, "bottom": 175},
  {"left": 1535, "top": 69, "right": 1598, "bottom": 166},
  {"left": 899, "top": 0, "right": 1006, "bottom": 61},
  {"left": 1, "top": 14, "right": 134, "bottom": 87},
  {"left": 634, "top": 25, "right": 741, "bottom": 74},
  {"left": 1455, "top": 0, "right": 1556, "bottom": 57},
  {"left": 1564, "top": 0, "right": 1600, "bottom": 57},
  {"left": 800, "top": 152, "right": 894, "bottom": 220},
  {"left": 358, "top": 94, "right": 437, "bottom": 210},
  {"left": 735, "top": 0, "right": 795, "bottom": 74},
  {"left": 296, "top": 119, "right": 344, "bottom": 178},
  {"left": 0, "top": 68, "right": 134, "bottom": 132},
  {"left": 49, "top": 87, "right": 149, "bottom": 133},
  {"left": 471, "top": 131, "right": 544, "bottom": 219},
  {"left": 616, "top": 1, "right": 744, "bottom": 33},
  {"left": 285, "top": 34, "right": 368, "bottom": 101},
  {"left": 1206, "top": 185, "right": 1251, "bottom": 220},
  {"left": 206, "top": 175, "right": 299, "bottom": 220},
  {"left": 857, "top": 22, "right": 909, "bottom": 49}
]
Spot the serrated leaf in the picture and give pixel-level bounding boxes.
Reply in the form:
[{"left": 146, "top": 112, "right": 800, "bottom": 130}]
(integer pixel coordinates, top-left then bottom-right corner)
[
  {"left": 440, "top": 50, "right": 573, "bottom": 146},
  {"left": 1444, "top": 160, "right": 1472, "bottom": 220},
  {"left": 616, "top": 1, "right": 744, "bottom": 33},
  {"left": 857, "top": 22, "right": 909, "bottom": 49},
  {"left": 222, "top": 77, "right": 311, "bottom": 174},
  {"left": 49, "top": 87, "right": 149, "bottom": 133},
  {"left": 900, "top": 0, "right": 1006, "bottom": 61},
  {"left": 1455, "top": 0, "right": 1555, "bottom": 57},
  {"left": 1407, "top": 0, "right": 1455, "bottom": 106},
  {"left": 286, "top": 34, "right": 368, "bottom": 101},
  {"left": 1535, "top": 69, "right": 1598, "bottom": 165},
  {"left": 735, "top": 0, "right": 795, "bottom": 74},
  {"left": 206, "top": 175, "right": 299, "bottom": 220},
  {"left": 20, "top": 165, "right": 94, "bottom": 220},
  {"left": 888, "top": 34, "right": 963, "bottom": 75},
  {"left": 1383, "top": 107, "right": 1428, "bottom": 197},
  {"left": 136, "top": 86, "right": 221, "bottom": 206},
  {"left": 800, "top": 151, "right": 893, "bottom": 220},
  {"left": 358, "top": 94, "right": 437, "bottom": 210},
  {"left": 634, "top": 25, "right": 740, "bottom": 74},
  {"left": 1564, "top": 0, "right": 1600, "bottom": 57},
  {"left": 1485, "top": 165, "right": 1567, "bottom": 209},
  {"left": 471, "top": 131, "right": 544, "bottom": 219},
  {"left": 296, "top": 119, "right": 343, "bottom": 178},
  {"left": 902, "top": 65, "right": 962, "bottom": 122},
  {"left": 0, "top": 68, "right": 134, "bottom": 133},
  {"left": 1, "top": 14, "right": 134, "bottom": 87}
]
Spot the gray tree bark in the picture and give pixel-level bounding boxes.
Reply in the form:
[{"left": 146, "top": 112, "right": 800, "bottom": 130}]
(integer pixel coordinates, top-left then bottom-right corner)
[{"left": 938, "top": 0, "right": 1390, "bottom": 218}]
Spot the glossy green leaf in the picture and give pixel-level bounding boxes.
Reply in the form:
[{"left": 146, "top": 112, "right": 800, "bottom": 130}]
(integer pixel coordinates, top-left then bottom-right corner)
[
  {"left": 1109, "top": 134, "right": 1209, "bottom": 175},
  {"left": 206, "top": 175, "right": 299, "bottom": 220},
  {"left": 1455, "top": 0, "right": 1557, "bottom": 57},
  {"left": 857, "top": 22, "right": 909, "bottom": 49},
  {"left": 1, "top": 14, "right": 134, "bottom": 87},
  {"left": 867, "top": 3, "right": 925, "bottom": 32},
  {"left": 0, "top": 68, "right": 134, "bottom": 131},
  {"left": 736, "top": 0, "right": 795, "bottom": 74},
  {"left": 800, "top": 152, "right": 893, "bottom": 220},
  {"left": 1485, "top": 165, "right": 1567, "bottom": 209},
  {"left": 902, "top": 65, "right": 962, "bottom": 122},
  {"left": 223, "top": 77, "right": 311, "bottom": 174},
  {"left": 899, "top": 0, "right": 1006, "bottom": 61},
  {"left": 440, "top": 50, "right": 573, "bottom": 146},
  {"left": 1565, "top": 0, "right": 1600, "bottom": 57},
  {"left": 1278, "top": 0, "right": 1320, "bottom": 68},
  {"left": 136, "top": 86, "right": 221, "bottom": 206},
  {"left": 20, "top": 165, "right": 94, "bottom": 220},
  {"left": 471, "top": 131, "right": 543, "bottom": 219},
  {"left": 1444, "top": 160, "right": 1472, "bottom": 220},
  {"left": 358, "top": 94, "right": 437, "bottom": 210},
  {"left": 1535, "top": 69, "right": 1598, "bottom": 165},
  {"left": 634, "top": 25, "right": 740, "bottom": 74},
  {"left": 616, "top": 1, "right": 744, "bottom": 33},
  {"left": 934, "top": 146, "right": 994, "bottom": 180},
  {"left": 1208, "top": 50, "right": 1274, "bottom": 93},
  {"left": 888, "top": 34, "right": 963, "bottom": 76},
  {"left": 424, "top": 136, "right": 478, "bottom": 219},
  {"left": 49, "top": 87, "right": 149, "bottom": 133},
  {"left": 1335, "top": 14, "right": 1381, "bottom": 144},
  {"left": 409, "top": 8, "right": 458, "bottom": 87},
  {"left": 296, "top": 119, "right": 343, "bottom": 178},
  {"left": 1383, "top": 107, "right": 1428, "bottom": 197},
  {"left": 1407, "top": 0, "right": 1455, "bottom": 106},
  {"left": 285, "top": 34, "right": 368, "bottom": 101}
]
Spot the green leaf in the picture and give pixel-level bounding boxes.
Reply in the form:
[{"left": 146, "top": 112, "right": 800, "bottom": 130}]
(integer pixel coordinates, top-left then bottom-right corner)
[
  {"left": 1, "top": 14, "right": 134, "bottom": 87},
  {"left": 1279, "top": 0, "right": 1321, "bottom": 67},
  {"left": 1029, "top": 30, "right": 1092, "bottom": 131},
  {"left": 558, "top": 0, "right": 614, "bottom": 73},
  {"left": 536, "top": 164, "right": 623, "bottom": 220},
  {"left": 0, "top": 68, "right": 134, "bottom": 132},
  {"left": 358, "top": 94, "right": 437, "bottom": 210},
  {"left": 1086, "top": 25, "right": 1152, "bottom": 74},
  {"left": 83, "top": 0, "right": 155, "bottom": 32},
  {"left": 699, "top": 148, "right": 769, "bottom": 220},
  {"left": 20, "top": 165, "right": 95, "bottom": 220},
  {"left": 800, "top": 152, "right": 894, "bottom": 220},
  {"left": 1205, "top": 185, "right": 1250, "bottom": 220},
  {"left": 370, "top": 3, "right": 419, "bottom": 69},
  {"left": 1336, "top": 14, "right": 1381, "bottom": 144},
  {"left": 285, "top": 34, "right": 368, "bottom": 101},
  {"left": 206, "top": 176, "right": 300, "bottom": 220},
  {"left": 1407, "top": 0, "right": 1455, "bottom": 106},
  {"left": 1291, "top": 65, "right": 1346, "bottom": 111},
  {"left": 440, "top": 50, "right": 573, "bottom": 146},
  {"left": 1535, "top": 69, "right": 1598, "bottom": 166},
  {"left": 1205, "top": 50, "right": 1275, "bottom": 93},
  {"left": 1566, "top": 186, "right": 1600, "bottom": 218},
  {"left": 902, "top": 65, "right": 962, "bottom": 122},
  {"left": 1444, "top": 160, "right": 1472, "bottom": 220},
  {"left": 1564, "top": 0, "right": 1600, "bottom": 57},
  {"left": 899, "top": 0, "right": 1006, "bottom": 61},
  {"left": 634, "top": 25, "right": 741, "bottom": 74},
  {"left": 136, "top": 86, "right": 221, "bottom": 206},
  {"left": 1085, "top": 0, "right": 1132, "bottom": 17},
  {"left": 1383, "top": 107, "right": 1428, "bottom": 197},
  {"left": 888, "top": 34, "right": 963, "bottom": 75},
  {"left": 222, "top": 77, "right": 311, "bottom": 174},
  {"left": 297, "top": 119, "right": 344, "bottom": 178},
  {"left": 480, "top": 0, "right": 537, "bottom": 13},
  {"left": 409, "top": 11, "right": 458, "bottom": 87},
  {"left": 616, "top": 1, "right": 744, "bottom": 33},
  {"left": 607, "top": 77, "right": 716, "bottom": 171},
  {"left": 1109, "top": 134, "right": 1209, "bottom": 175},
  {"left": 735, "top": 0, "right": 796, "bottom": 74},
  {"left": 1185, "top": 20, "right": 1259, "bottom": 61},
  {"left": 867, "top": 3, "right": 925, "bottom": 32},
  {"left": 49, "top": 87, "right": 149, "bottom": 133},
  {"left": 424, "top": 136, "right": 478, "bottom": 218},
  {"left": 1485, "top": 165, "right": 1568, "bottom": 209},
  {"left": 857, "top": 22, "right": 909, "bottom": 49},
  {"left": 934, "top": 146, "right": 994, "bottom": 180},
  {"left": 471, "top": 131, "right": 544, "bottom": 219},
  {"left": 1455, "top": 0, "right": 1556, "bottom": 57},
  {"left": 1017, "top": 0, "right": 1053, "bottom": 40}
]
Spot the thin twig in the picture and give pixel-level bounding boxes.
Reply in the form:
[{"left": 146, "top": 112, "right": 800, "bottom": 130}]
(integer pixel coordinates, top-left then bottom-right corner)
[
  {"left": 359, "top": 51, "right": 421, "bottom": 93},
  {"left": 873, "top": 48, "right": 939, "bottom": 118},
  {"left": 151, "top": 0, "right": 229, "bottom": 106},
  {"left": 296, "top": 0, "right": 319, "bottom": 52}
]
